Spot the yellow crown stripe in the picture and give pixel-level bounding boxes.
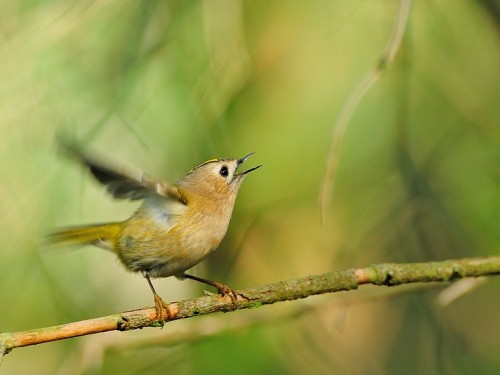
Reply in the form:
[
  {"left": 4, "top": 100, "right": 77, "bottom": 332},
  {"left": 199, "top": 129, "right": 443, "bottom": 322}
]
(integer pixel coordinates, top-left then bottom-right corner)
[{"left": 188, "top": 158, "right": 220, "bottom": 174}]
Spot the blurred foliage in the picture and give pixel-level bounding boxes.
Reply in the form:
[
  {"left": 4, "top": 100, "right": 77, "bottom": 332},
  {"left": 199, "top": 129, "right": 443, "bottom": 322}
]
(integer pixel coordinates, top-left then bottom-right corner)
[{"left": 0, "top": 0, "right": 499, "bottom": 374}]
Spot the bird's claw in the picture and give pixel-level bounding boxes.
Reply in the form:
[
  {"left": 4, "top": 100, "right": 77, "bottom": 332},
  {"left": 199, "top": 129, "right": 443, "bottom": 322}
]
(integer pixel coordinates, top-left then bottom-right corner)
[
  {"left": 212, "top": 282, "right": 239, "bottom": 307},
  {"left": 153, "top": 293, "right": 170, "bottom": 325}
]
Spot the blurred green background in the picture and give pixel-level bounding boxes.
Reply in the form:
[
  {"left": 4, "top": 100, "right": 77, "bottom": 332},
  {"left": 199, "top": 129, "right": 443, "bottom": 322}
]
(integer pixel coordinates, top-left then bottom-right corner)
[{"left": 1, "top": 1, "right": 499, "bottom": 374}]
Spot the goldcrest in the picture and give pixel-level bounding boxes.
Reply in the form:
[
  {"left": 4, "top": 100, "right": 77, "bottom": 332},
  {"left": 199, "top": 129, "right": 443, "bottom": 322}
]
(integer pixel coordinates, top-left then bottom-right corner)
[{"left": 49, "top": 142, "right": 260, "bottom": 321}]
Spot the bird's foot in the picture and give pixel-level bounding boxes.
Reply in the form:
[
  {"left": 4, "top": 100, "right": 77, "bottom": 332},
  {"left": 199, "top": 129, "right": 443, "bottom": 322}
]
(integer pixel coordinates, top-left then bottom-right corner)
[
  {"left": 211, "top": 281, "right": 240, "bottom": 307},
  {"left": 153, "top": 293, "right": 170, "bottom": 325}
]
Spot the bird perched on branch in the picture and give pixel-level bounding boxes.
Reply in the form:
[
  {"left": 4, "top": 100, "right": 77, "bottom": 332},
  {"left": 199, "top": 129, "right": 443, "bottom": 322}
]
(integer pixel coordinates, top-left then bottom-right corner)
[{"left": 48, "top": 140, "right": 261, "bottom": 322}]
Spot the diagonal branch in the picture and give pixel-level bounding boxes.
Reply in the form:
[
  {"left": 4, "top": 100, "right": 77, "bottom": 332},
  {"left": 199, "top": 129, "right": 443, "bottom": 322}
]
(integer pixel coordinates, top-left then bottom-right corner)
[
  {"left": 319, "top": 0, "right": 413, "bottom": 223},
  {"left": 1, "top": 255, "right": 499, "bottom": 363}
]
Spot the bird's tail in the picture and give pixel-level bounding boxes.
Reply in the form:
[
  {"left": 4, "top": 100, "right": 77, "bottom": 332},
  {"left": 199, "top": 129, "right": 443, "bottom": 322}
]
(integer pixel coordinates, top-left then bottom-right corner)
[{"left": 47, "top": 223, "right": 121, "bottom": 251}]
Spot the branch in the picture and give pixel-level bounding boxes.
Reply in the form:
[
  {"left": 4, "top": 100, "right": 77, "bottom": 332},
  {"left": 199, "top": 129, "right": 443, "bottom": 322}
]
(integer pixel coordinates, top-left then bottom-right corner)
[
  {"left": 319, "top": 0, "right": 412, "bottom": 222},
  {"left": 1, "top": 256, "right": 499, "bottom": 362}
]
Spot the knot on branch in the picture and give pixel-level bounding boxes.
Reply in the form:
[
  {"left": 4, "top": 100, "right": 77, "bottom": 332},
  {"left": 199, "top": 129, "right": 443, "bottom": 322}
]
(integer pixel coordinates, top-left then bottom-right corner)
[{"left": 117, "top": 316, "right": 130, "bottom": 331}]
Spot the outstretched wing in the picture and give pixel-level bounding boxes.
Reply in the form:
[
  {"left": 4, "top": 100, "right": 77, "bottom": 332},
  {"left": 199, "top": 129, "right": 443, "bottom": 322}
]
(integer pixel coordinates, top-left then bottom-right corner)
[{"left": 59, "top": 139, "right": 186, "bottom": 204}]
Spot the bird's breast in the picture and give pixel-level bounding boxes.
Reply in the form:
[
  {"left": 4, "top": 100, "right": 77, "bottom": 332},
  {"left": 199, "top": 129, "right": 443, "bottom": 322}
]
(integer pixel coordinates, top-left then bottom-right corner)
[{"left": 116, "top": 197, "right": 234, "bottom": 277}]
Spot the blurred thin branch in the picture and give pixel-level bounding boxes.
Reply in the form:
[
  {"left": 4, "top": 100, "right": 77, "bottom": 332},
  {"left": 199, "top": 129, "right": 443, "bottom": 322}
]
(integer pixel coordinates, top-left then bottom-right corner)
[
  {"left": 1, "top": 255, "right": 499, "bottom": 364},
  {"left": 319, "top": 0, "right": 412, "bottom": 223}
]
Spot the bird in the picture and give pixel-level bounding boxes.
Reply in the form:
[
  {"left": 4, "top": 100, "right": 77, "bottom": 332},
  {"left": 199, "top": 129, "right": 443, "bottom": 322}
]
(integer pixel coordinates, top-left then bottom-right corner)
[{"left": 48, "top": 140, "right": 261, "bottom": 322}]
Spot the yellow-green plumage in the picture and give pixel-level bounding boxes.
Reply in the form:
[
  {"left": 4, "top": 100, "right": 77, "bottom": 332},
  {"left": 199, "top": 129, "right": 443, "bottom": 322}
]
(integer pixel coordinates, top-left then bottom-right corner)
[
  {"left": 49, "top": 223, "right": 121, "bottom": 250},
  {"left": 48, "top": 140, "right": 260, "bottom": 320}
]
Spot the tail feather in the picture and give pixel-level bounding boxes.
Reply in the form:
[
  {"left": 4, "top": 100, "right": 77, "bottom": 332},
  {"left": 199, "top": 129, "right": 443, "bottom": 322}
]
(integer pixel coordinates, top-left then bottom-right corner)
[{"left": 47, "top": 223, "right": 121, "bottom": 251}]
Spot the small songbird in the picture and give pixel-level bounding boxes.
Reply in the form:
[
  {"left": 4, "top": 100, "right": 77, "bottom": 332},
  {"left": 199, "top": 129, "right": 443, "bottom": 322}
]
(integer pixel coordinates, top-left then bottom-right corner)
[{"left": 48, "top": 141, "right": 261, "bottom": 321}]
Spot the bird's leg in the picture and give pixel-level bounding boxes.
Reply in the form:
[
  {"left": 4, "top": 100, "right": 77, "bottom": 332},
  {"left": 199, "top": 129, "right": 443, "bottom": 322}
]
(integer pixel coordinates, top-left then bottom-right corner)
[
  {"left": 182, "top": 273, "right": 239, "bottom": 306},
  {"left": 144, "top": 272, "right": 170, "bottom": 323}
]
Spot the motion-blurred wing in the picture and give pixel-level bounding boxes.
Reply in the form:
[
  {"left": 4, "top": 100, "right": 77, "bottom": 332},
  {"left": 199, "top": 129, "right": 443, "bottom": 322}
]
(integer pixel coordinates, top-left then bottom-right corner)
[{"left": 60, "top": 140, "right": 186, "bottom": 204}]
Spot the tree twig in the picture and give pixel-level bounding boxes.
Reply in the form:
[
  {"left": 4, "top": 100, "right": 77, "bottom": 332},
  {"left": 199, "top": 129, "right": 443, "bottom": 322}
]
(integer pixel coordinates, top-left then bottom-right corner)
[
  {"left": 1, "top": 255, "right": 499, "bottom": 363},
  {"left": 319, "top": 0, "right": 412, "bottom": 223}
]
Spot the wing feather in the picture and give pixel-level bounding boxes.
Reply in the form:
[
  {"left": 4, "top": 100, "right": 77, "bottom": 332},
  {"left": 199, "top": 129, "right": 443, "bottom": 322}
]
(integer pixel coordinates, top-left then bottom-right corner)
[{"left": 59, "top": 139, "right": 186, "bottom": 204}]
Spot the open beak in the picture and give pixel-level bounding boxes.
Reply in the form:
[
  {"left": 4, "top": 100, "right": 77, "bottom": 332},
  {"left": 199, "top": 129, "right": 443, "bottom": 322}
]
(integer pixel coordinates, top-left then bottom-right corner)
[{"left": 237, "top": 153, "right": 261, "bottom": 175}]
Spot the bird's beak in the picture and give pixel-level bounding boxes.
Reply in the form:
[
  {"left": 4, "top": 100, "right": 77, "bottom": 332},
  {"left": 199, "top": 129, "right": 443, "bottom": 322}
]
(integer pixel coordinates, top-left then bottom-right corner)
[{"left": 237, "top": 153, "right": 261, "bottom": 175}]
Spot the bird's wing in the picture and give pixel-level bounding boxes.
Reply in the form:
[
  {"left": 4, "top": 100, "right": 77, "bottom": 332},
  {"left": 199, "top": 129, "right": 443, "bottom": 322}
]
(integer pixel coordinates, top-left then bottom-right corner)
[{"left": 59, "top": 139, "right": 186, "bottom": 204}]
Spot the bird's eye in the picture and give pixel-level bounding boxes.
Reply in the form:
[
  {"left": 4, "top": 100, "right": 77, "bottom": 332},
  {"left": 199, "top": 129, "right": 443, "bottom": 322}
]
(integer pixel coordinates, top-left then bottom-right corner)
[{"left": 219, "top": 165, "right": 229, "bottom": 177}]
